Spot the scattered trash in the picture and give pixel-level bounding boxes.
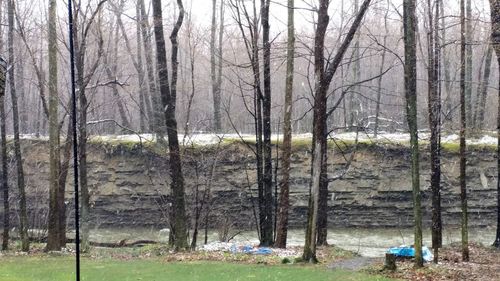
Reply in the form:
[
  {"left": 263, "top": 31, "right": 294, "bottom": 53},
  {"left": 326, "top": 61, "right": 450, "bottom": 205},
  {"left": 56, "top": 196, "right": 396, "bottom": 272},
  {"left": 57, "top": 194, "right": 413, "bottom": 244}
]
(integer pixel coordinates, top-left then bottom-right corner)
[
  {"left": 199, "top": 242, "right": 300, "bottom": 257},
  {"left": 200, "top": 242, "right": 234, "bottom": 252},
  {"left": 387, "top": 246, "right": 434, "bottom": 262},
  {"left": 230, "top": 245, "right": 272, "bottom": 255}
]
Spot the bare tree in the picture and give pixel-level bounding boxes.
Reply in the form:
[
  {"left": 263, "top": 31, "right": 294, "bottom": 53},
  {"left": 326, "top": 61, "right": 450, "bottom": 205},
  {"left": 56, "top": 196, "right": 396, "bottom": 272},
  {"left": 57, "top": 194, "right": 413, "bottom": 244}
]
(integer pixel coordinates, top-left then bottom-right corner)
[
  {"left": 229, "top": 0, "right": 274, "bottom": 246},
  {"left": 73, "top": 0, "right": 108, "bottom": 250},
  {"left": 210, "top": 0, "right": 222, "bottom": 132},
  {"left": 489, "top": 0, "right": 500, "bottom": 248},
  {"left": 152, "top": 0, "right": 189, "bottom": 250},
  {"left": 260, "top": 0, "right": 273, "bottom": 247},
  {"left": 460, "top": 0, "right": 470, "bottom": 262},
  {"left": 374, "top": 0, "right": 389, "bottom": 138},
  {"left": 0, "top": 56, "right": 7, "bottom": 250},
  {"left": 0, "top": 0, "right": 8, "bottom": 250},
  {"left": 103, "top": 8, "right": 131, "bottom": 130},
  {"left": 440, "top": 0, "right": 453, "bottom": 125},
  {"left": 8, "top": 0, "right": 29, "bottom": 252},
  {"left": 465, "top": 0, "right": 473, "bottom": 125},
  {"left": 303, "top": 0, "right": 372, "bottom": 262},
  {"left": 349, "top": 0, "right": 361, "bottom": 129},
  {"left": 473, "top": 46, "right": 493, "bottom": 129},
  {"left": 46, "top": 0, "right": 63, "bottom": 251},
  {"left": 427, "top": 0, "right": 442, "bottom": 262},
  {"left": 138, "top": 0, "right": 164, "bottom": 139},
  {"left": 275, "top": 0, "right": 294, "bottom": 249},
  {"left": 403, "top": 0, "right": 423, "bottom": 268}
]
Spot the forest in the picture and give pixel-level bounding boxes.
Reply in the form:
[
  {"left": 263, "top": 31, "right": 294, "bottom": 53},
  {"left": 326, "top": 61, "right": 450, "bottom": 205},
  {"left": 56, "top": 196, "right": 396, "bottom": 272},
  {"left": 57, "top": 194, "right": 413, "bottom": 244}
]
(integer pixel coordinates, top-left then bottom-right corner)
[{"left": 0, "top": 0, "right": 499, "bottom": 280}]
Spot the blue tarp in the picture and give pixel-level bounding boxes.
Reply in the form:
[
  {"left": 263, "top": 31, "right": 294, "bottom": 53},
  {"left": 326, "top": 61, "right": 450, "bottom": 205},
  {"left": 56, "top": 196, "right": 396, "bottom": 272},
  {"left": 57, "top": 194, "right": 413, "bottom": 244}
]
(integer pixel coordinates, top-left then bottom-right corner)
[
  {"left": 387, "top": 246, "right": 433, "bottom": 262},
  {"left": 230, "top": 245, "right": 273, "bottom": 255}
]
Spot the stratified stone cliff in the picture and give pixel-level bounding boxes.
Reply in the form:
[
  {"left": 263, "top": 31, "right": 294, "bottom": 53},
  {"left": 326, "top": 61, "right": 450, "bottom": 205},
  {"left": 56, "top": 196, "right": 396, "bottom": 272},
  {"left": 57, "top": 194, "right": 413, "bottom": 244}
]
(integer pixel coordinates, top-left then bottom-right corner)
[{"left": 3, "top": 139, "right": 498, "bottom": 230}]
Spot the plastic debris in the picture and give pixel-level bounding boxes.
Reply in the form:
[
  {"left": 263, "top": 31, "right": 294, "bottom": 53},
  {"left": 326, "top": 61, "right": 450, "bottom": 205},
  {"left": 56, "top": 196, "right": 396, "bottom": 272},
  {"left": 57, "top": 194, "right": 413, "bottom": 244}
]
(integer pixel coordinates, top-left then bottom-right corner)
[
  {"left": 387, "top": 246, "right": 434, "bottom": 262},
  {"left": 231, "top": 244, "right": 272, "bottom": 255}
]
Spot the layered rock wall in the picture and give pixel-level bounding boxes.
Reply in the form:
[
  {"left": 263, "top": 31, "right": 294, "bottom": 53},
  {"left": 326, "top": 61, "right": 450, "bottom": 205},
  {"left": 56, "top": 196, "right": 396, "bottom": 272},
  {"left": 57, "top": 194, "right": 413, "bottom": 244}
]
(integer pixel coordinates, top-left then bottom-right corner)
[{"left": 2, "top": 140, "right": 498, "bottom": 230}]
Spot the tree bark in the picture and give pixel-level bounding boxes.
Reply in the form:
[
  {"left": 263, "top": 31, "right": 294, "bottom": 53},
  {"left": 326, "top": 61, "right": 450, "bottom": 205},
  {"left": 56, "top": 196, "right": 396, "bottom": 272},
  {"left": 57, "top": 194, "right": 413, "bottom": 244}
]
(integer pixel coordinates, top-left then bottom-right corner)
[
  {"left": 16, "top": 57, "right": 27, "bottom": 134},
  {"left": 460, "top": 0, "right": 470, "bottom": 262},
  {"left": 46, "top": 0, "right": 62, "bottom": 251},
  {"left": 260, "top": 0, "right": 274, "bottom": 247},
  {"left": 139, "top": 0, "right": 164, "bottom": 140},
  {"left": 427, "top": 0, "right": 442, "bottom": 262},
  {"left": 0, "top": 3, "right": 8, "bottom": 249},
  {"left": 152, "top": 0, "right": 189, "bottom": 251},
  {"left": 472, "top": 49, "right": 487, "bottom": 130},
  {"left": 496, "top": 53, "right": 500, "bottom": 248},
  {"left": 230, "top": 0, "right": 271, "bottom": 246},
  {"left": 465, "top": 0, "right": 473, "bottom": 126},
  {"left": 303, "top": 0, "right": 371, "bottom": 263},
  {"left": 8, "top": 0, "right": 29, "bottom": 252},
  {"left": 0, "top": 0, "right": 8, "bottom": 252},
  {"left": 349, "top": 0, "right": 361, "bottom": 129},
  {"left": 217, "top": 1, "right": 224, "bottom": 131},
  {"left": 374, "top": 1, "right": 389, "bottom": 138},
  {"left": 210, "top": 0, "right": 222, "bottom": 132},
  {"left": 73, "top": 0, "right": 106, "bottom": 251},
  {"left": 275, "top": 0, "right": 294, "bottom": 249},
  {"left": 103, "top": 22, "right": 131, "bottom": 130},
  {"left": 0, "top": 86, "right": 7, "bottom": 251},
  {"left": 475, "top": 47, "right": 493, "bottom": 129},
  {"left": 403, "top": 0, "right": 423, "bottom": 268},
  {"left": 488, "top": 0, "right": 500, "bottom": 249},
  {"left": 440, "top": 0, "right": 453, "bottom": 125},
  {"left": 135, "top": 2, "right": 148, "bottom": 132}
]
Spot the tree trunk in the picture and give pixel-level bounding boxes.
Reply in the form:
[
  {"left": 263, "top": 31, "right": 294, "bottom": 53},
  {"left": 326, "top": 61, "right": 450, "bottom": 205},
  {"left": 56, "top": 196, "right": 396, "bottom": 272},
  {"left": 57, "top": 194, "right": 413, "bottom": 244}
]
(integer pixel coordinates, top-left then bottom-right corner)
[
  {"left": 152, "top": 0, "right": 188, "bottom": 251},
  {"left": 135, "top": 3, "right": 148, "bottom": 132},
  {"left": 465, "top": 0, "right": 473, "bottom": 126},
  {"left": 216, "top": 1, "right": 224, "bottom": 131},
  {"left": 374, "top": 1, "right": 389, "bottom": 138},
  {"left": 472, "top": 49, "right": 487, "bottom": 130},
  {"left": 78, "top": 72, "right": 90, "bottom": 251},
  {"left": 0, "top": 90, "right": 7, "bottom": 251},
  {"left": 260, "top": 0, "right": 274, "bottom": 247},
  {"left": 56, "top": 121, "right": 73, "bottom": 248},
  {"left": 488, "top": 0, "right": 500, "bottom": 249},
  {"left": 495, "top": 54, "right": 500, "bottom": 248},
  {"left": 103, "top": 23, "right": 131, "bottom": 130},
  {"left": 16, "top": 58, "right": 27, "bottom": 134},
  {"left": 384, "top": 253, "right": 397, "bottom": 271},
  {"left": 210, "top": 0, "right": 221, "bottom": 132},
  {"left": 0, "top": 11, "right": 8, "bottom": 249},
  {"left": 440, "top": 1, "right": 453, "bottom": 125},
  {"left": 460, "top": 0, "right": 470, "bottom": 262},
  {"left": 72, "top": 1, "right": 106, "bottom": 250},
  {"left": 316, "top": 129, "right": 328, "bottom": 246},
  {"left": 139, "top": 0, "right": 164, "bottom": 141},
  {"left": 46, "top": 0, "right": 62, "bottom": 252},
  {"left": 275, "top": 0, "right": 294, "bottom": 249},
  {"left": 403, "top": 0, "right": 423, "bottom": 268},
  {"left": 427, "top": 0, "right": 442, "bottom": 262},
  {"left": 303, "top": 0, "right": 371, "bottom": 262},
  {"left": 8, "top": 0, "right": 29, "bottom": 252},
  {"left": 304, "top": 0, "right": 330, "bottom": 260},
  {"left": 349, "top": 0, "right": 361, "bottom": 129},
  {"left": 475, "top": 47, "right": 493, "bottom": 129},
  {"left": 0, "top": 0, "right": 8, "bottom": 252}
]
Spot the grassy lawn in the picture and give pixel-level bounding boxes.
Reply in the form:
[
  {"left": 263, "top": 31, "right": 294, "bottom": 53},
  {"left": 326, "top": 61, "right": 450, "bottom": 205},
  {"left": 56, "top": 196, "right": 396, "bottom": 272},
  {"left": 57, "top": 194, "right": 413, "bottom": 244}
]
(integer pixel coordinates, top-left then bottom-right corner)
[{"left": 0, "top": 256, "right": 393, "bottom": 281}]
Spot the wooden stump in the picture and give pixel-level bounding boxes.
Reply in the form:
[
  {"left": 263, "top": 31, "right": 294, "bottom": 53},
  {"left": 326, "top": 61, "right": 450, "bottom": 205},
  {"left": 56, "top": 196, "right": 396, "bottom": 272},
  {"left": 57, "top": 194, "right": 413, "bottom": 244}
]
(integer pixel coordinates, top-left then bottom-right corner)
[{"left": 384, "top": 253, "right": 397, "bottom": 271}]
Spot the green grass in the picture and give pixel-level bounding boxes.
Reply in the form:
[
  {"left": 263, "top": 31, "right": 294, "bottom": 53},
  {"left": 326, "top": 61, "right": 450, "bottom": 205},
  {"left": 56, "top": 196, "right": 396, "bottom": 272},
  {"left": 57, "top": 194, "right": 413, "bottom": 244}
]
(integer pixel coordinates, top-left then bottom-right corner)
[{"left": 0, "top": 256, "right": 394, "bottom": 281}]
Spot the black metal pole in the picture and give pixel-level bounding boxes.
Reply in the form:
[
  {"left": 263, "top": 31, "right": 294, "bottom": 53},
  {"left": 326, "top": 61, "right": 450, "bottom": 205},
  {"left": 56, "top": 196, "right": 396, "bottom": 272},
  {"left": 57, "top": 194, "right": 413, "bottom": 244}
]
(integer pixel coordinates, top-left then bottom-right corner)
[{"left": 67, "top": 1, "right": 80, "bottom": 280}]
